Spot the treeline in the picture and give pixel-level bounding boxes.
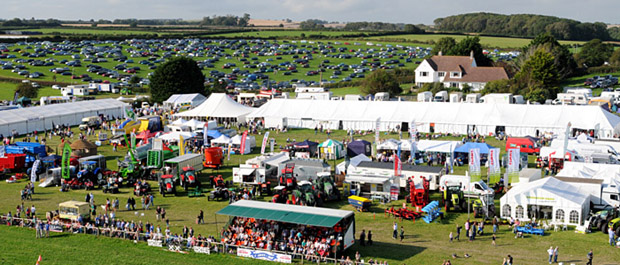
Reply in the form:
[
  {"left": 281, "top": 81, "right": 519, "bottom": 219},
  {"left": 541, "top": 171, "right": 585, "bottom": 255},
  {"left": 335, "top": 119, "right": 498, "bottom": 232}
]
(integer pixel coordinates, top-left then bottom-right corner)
[
  {"left": 200, "top": 14, "right": 250, "bottom": 27},
  {"left": 0, "top": 18, "right": 61, "bottom": 27},
  {"left": 434, "top": 13, "right": 609, "bottom": 41},
  {"left": 344, "top": 22, "right": 424, "bottom": 33},
  {"left": 94, "top": 18, "right": 196, "bottom": 26}
]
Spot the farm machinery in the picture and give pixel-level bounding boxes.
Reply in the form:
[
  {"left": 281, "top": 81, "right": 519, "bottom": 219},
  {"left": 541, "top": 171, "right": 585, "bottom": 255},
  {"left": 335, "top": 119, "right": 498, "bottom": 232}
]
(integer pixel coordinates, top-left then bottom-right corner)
[
  {"left": 313, "top": 172, "right": 341, "bottom": 204},
  {"left": 158, "top": 174, "right": 177, "bottom": 197},
  {"left": 179, "top": 166, "right": 200, "bottom": 191},
  {"left": 441, "top": 184, "right": 467, "bottom": 212}
]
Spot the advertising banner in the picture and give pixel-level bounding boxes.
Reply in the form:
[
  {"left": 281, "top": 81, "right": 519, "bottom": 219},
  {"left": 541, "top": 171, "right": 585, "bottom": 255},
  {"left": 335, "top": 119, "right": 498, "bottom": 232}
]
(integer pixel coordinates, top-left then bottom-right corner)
[
  {"left": 260, "top": 132, "right": 270, "bottom": 155},
  {"left": 237, "top": 248, "right": 292, "bottom": 263},
  {"left": 468, "top": 148, "right": 481, "bottom": 181},
  {"left": 240, "top": 130, "right": 248, "bottom": 155},
  {"left": 488, "top": 148, "right": 501, "bottom": 184},
  {"left": 507, "top": 148, "right": 520, "bottom": 183}
]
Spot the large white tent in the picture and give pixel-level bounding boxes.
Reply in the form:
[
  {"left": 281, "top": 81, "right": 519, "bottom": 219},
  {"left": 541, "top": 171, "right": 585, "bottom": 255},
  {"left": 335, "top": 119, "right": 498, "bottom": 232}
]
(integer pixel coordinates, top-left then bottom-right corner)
[
  {"left": 248, "top": 99, "right": 620, "bottom": 138},
  {"left": 0, "top": 99, "right": 127, "bottom": 136},
  {"left": 174, "top": 93, "right": 255, "bottom": 121},
  {"left": 163, "top": 93, "right": 206, "bottom": 109},
  {"left": 500, "top": 177, "right": 590, "bottom": 226}
]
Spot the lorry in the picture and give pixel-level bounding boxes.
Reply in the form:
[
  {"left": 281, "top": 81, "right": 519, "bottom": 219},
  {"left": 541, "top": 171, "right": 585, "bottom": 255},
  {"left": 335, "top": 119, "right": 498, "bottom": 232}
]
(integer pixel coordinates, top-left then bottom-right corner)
[
  {"left": 433, "top": 91, "right": 448, "bottom": 102},
  {"left": 232, "top": 152, "right": 290, "bottom": 185},
  {"left": 506, "top": 137, "right": 540, "bottom": 154},
  {"left": 480, "top": 93, "right": 513, "bottom": 104},
  {"left": 465, "top": 93, "right": 481, "bottom": 103},
  {"left": 449, "top": 92, "right": 463, "bottom": 103},
  {"left": 417, "top": 91, "right": 432, "bottom": 102},
  {"left": 79, "top": 116, "right": 101, "bottom": 130},
  {"left": 374, "top": 92, "right": 390, "bottom": 101}
]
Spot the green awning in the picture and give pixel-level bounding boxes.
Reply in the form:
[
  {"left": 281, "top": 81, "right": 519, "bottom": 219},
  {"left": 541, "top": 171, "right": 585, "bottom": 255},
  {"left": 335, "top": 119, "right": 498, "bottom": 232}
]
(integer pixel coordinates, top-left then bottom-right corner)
[{"left": 217, "top": 200, "right": 351, "bottom": 228}]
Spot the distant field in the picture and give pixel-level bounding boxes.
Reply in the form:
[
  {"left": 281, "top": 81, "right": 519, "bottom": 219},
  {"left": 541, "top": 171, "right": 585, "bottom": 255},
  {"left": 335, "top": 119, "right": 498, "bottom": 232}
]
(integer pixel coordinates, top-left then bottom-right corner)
[
  {"left": 366, "top": 34, "right": 586, "bottom": 49},
  {"left": 207, "top": 30, "right": 369, "bottom": 38},
  {"left": 0, "top": 82, "right": 63, "bottom": 101},
  {"left": 36, "top": 27, "right": 165, "bottom": 36}
]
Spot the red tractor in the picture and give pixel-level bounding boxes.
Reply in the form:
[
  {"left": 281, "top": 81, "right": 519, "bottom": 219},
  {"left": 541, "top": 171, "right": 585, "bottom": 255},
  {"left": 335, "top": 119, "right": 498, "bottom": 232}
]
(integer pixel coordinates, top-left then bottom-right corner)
[
  {"left": 180, "top": 166, "right": 200, "bottom": 191},
  {"left": 158, "top": 174, "right": 176, "bottom": 197},
  {"left": 278, "top": 163, "right": 297, "bottom": 189},
  {"left": 409, "top": 176, "right": 430, "bottom": 210},
  {"left": 209, "top": 175, "right": 226, "bottom": 189}
]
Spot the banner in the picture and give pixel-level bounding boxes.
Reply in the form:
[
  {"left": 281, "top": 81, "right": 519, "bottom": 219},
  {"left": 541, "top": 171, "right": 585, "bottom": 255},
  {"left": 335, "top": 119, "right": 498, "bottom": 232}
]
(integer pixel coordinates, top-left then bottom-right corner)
[
  {"left": 468, "top": 148, "right": 481, "bottom": 181},
  {"left": 394, "top": 143, "right": 402, "bottom": 176},
  {"left": 147, "top": 239, "right": 163, "bottom": 247},
  {"left": 375, "top": 117, "right": 381, "bottom": 143},
  {"left": 270, "top": 139, "right": 275, "bottom": 153},
  {"left": 237, "top": 248, "right": 292, "bottom": 263},
  {"left": 203, "top": 121, "right": 208, "bottom": 147},
  {"left": 193, "top": 246, "right": 210, "bottom": 254},
  {"left": 390, "top": 185, "right": 399, "bottom": 201},
  {"left": 409, "top": 120, "right": 416, "bottom": 142},
  {"left": 31, "top": 159, "right": 40, "bottom": 183},
  {"left": 240, "top": 130, "right": 248, "bottom": 155},
  {"left": 0, "top": 145, "right": 4, "bottom": 157},
  {"left": 507, "top": 148, "right": 520, "bottom": 183},
  {"left": 61, "top": 143, "right": 71, "bottom": 180},
  {"left": 260, "top": 131, "right": 270, "bottom": 154},
  {"left": 130, "top": 132, "right": 136, "bottom": 151},
  {"left": 179, "top": 135, "right": 185, "bottom": 156},
  {"left": 227, "top": 141, "right": 232, "bottom": 161},
  {"left": 488, "top": 148, "right": 501, "bottom": 184},
  {"left": 124, "top": 108, "right": 135, "bottom": 120}
]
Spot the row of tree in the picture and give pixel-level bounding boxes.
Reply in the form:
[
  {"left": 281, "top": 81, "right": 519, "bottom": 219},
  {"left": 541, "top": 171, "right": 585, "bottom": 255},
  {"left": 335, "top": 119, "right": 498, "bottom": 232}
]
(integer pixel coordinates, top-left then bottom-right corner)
[
  {"left": 343, "top": 22, "right": 425, "bottom": 33},
  {"left": 434, "top": 12, "right": 610, "bottom": 41},
  {"left": 0, "top": 18, "right": 61, "bottom": 27},
  {"left": 200, "top": 14, "right": 250, "bottom": 27}
]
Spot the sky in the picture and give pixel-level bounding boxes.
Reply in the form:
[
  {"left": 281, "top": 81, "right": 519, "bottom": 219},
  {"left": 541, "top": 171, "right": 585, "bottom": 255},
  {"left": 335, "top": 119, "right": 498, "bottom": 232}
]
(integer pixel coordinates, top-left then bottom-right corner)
[{"left": 1, "top": 0, "right": 618, "bottom": 25}]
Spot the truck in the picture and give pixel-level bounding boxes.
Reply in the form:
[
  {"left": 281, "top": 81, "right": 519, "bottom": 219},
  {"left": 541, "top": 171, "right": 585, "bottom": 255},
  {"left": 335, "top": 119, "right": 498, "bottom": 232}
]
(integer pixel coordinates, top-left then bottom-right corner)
[
  {"left": 417, "top": 91, "right": 432, "bottom": 102},
  {"left": 439, "top": 174, "right": 495, "bottom": 216},
  {"left": 506, "top": 137, "right": 540, "bottom": 154},
  {"left": 6, "top": 142, "right": 47, "bottom": 164},
  {"left": 162, "top": 153, "right": 204, "bottom": 183},
  {"left": 465, "top": 93, "right": 481, "bottom": 103},
  {"left": 554, "top": 176, "right": 620, "bottom": 210},
  {"left": 374, "top": 92, "right": 390, "bottom": 101},
  {"left": 480, "top": 93, "right": 513, "bottom": 104},
  {"left": 232, "top": 152, "right": 290, "bottom": 185},
  {"left": 433, "top": 91, "right": 448, "bottom": 102},
  {"left": 79, "top": 116, "right": 101, "bottom": 131},
  {"left": 449, "top": 92, "right": 463, "bottom": 103}
]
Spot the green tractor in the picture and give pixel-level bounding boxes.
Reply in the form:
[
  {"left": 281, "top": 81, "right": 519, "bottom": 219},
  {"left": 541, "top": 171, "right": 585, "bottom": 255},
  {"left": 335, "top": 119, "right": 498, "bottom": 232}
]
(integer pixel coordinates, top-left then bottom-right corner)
[
  {"left": 588, "top": 206, "right": 619, "bottom": 233},
  {"left": 293, "top": 181, "right": 317, "bottom": 206},
  {"left": 441, "top": 184, "right": 467, "bottom": 212},
  {"left": 116, "top": 158, "right": 144, "bottom": 186},
  {"left": 609, "top": 217, "right": 620, "bottom": 236},
  {"left": 313, "top": 173, "right": 341, "bottom": 205}
]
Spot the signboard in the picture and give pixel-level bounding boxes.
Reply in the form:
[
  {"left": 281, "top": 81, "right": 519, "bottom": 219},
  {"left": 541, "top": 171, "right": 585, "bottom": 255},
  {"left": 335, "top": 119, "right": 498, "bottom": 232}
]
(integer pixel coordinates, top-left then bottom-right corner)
[
  {"left": 488, "top": 148, "right": 500, "bottom": 184},
  {"left": 147, "top": 239, "right": 163, "bottom": 247},
  {"left": 468, "top": 148, "right": 481, "bottom": 181},
  {"left": 375, "top": 117, "right": 381, "bottom": 143},
  {"left": 390, "top": 185, "right": 399, "bottom": 201},
  {"left": 193, "top": 246, "right": 211, "bottom": 254},
  {"left": 260, "top": 131, "right": 270, "bottom": 155},
  {"left": 237, "top": 248, "right": 292, "bottom": 263},
  {"left": 240, "top": 130, "right": 248, "bottom": 155},
  {"left": 61, "top": 143, "right": 71, "bottom": 180},
  {"left": 152, "top": 138, "right": 163, "bottom": 151},
  {"left": 507, "top": 148, "right": 520, "bottom": 183},
  {"left": 409, "top": 119, "right": 416, "bottom": 142}
]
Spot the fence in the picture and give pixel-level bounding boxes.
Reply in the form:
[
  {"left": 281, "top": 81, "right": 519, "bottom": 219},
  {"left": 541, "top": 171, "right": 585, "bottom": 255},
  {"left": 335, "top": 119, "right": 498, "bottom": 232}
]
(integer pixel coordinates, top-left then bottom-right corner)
[{"left": 0, "top": 214, "right": 377, "bottom": 265}]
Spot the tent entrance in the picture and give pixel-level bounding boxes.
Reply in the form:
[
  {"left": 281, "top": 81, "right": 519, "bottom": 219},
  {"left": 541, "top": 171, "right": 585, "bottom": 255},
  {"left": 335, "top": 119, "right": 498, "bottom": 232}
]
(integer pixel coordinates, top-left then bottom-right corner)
[
  {"left": 495, "top": 126, "right": 505, "bottom": 135},
  {"left": 400, "top": 122, "right": 408, "bottom": 132},
  {"left": 527, "top": 204, "right": 553, "bottom": 220},
  {"left": 467, "top": 125, "right": 477, "bottom": 135}
]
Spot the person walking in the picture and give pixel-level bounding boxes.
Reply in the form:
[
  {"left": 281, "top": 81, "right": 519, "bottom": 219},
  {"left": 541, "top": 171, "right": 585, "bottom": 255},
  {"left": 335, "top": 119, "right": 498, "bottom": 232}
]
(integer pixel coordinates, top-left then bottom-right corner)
[
  {"left": 553, "top": 246, "right": 558, "bottom": 263},
  {"left": 586, "top": 249, "right": 593, "bottom": 265},
  {"left": 507, "top": 255, "right": 513, "bottom": 265},
  {"left": 492, "top": 234, "right": 496, "bottom": 246},
  {"left": 547, "top": 246, "right": 554, "bottom": 264},
  {"left": 392, "top": 222, "right": 398, "bottom": 239},
  {"left": 449, "top": 231, "right": 453, "bottom": 243},
  {"left": 359, "top": 230, "right": 366, "bottom": 246},
  {"left": 609, "top": 227, "right": 616, "bottom": 246},
  {"left": 198, "top": 210, "right": 204, "bottom": 224},
  {"left": 367, "top": 230, "right": 373, "bottom": 246},
  {"left": 400, "top": 226, "right": 405, "bottom": 242},
  {"left": 455, "top": 224, "right": 461, "bottom": 241}
]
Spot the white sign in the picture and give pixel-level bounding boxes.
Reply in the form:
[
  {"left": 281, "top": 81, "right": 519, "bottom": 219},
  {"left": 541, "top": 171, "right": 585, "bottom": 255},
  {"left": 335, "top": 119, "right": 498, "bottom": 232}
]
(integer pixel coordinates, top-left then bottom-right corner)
[
  {"left": 193, "top": 246, "right": 211, "bottom": 254},
  {"left": 152, "top": 138, "right": 163, "bottom": 151},
  {"left": 409, "top": 120, "right": 416, "bottom": 142},
  {"left": 375, "top": 117, "right": 381, "bottom": 143},
  {"left": 237, "top": 248, "right": 292, "bottom": 263},
  {"left": 260, "top": 132, "right": 270, "bottom": 155},
  {"left": 468, "top": 148, "right": 481, "bottom": 176},
  {"left": 147, "top": 239, "right": 163, "bottom": 247}
]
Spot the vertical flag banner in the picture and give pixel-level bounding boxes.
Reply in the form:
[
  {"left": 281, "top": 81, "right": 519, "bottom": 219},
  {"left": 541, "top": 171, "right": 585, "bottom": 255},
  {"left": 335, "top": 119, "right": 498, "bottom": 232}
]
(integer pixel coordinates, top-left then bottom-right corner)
[
  {"left": 260, "top": 131, "right": 270, "bottom": 154},
  {"left": 227, "top": 141, "right": 232, "bottom": 161},
  {"left": 0, "top": 145, "right": 5, "bottom": 157},
  {"left": 394, "top": 143, "right": 402, "bottom": 176},
  {"left": 409, "top": 120, "right": 416, "bottom": 142},
  {"left": 468, "top": 148, "right": 481, "bottom": 181},
  {"left": 270, "top": 139, "right": 275, "bottom": 153},
  {"left": 375, "top": 117, "right": 381, "bottom": 143},
  {"left": 179, "top": 135, "right": 185, "bottom": 156},
  {"left": 203, "top": 118, "right": 208, "bottom": 147},
  {"left": 61, "top": 143, "right": 71, "bottom": 180},
  {"left": 488, "top": 148, "right": 501, "bottom": 184},
  {"left": 240, "top": 130, "right": 248, "bottom": 155},
  {"left": 507, "top": 148, "right": 520, "bottom": 184}
]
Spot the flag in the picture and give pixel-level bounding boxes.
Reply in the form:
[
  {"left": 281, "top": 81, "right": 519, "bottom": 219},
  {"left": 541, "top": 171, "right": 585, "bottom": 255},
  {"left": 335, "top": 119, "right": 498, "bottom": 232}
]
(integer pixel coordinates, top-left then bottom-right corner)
[
  {"left": 202, "top": 124, "right": 208, "bottom": 147},
  {"left": 124, "top": 107, "right": 135, "bottom": 120},
  {"left": 227, "top": 141, "right": 232, "bottom": 161},
  {"left": 488, "top": 148, "right": 501, "bottom": 184},
  {"left": 260, "top": 131, "right": 270, "bottom": 155},
  {"left": 179, "top": 135, "right": 185, "bottom": 155},
  {"left": 393, "top": 154, "right": 401, "bottom": 176},
  {"left": 507, "top": 148, "right": 520, "bottom": 183},
  {"left": 61, "top": 143, "right": 71, "bottom": 180},
  {"left": 374, "top": 117, "right": 381, "bottom": 143},
  {"left": 31, "top": 159, "right": 40, "bottom": 183},
  {"left": 468, "top": 148, "right": 481, "bottom": 181},
  {"left": 409, "top": 120, "right": 416, "bottom": 142},
  {"left": 0, "top": 146, "right": 5, "bottom": 158},
  {"left": 240, "top": 130, "right": 248, "bottom": 155}
]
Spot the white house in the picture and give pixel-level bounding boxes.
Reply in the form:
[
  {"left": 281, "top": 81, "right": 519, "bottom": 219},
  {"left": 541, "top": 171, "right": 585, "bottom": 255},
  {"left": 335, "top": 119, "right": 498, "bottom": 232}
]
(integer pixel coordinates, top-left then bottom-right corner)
[{"left": 414, "top": 52, "right": 508, "bottom": 91}]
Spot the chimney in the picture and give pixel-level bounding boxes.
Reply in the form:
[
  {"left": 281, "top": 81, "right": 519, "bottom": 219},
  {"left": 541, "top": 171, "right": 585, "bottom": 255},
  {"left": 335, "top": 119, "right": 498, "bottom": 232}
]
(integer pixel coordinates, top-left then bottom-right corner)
[
  {"left": 438, "top": 51, "right": 442, "bottom": 56},
  {"left": 470, "top": 50, "right": 474, "bottom": 59}
]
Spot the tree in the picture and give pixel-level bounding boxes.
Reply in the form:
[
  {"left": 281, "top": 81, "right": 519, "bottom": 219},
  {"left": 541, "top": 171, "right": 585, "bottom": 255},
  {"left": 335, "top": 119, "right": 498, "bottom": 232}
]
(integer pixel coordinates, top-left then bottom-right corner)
[
  {"left": 15, "top": 83, "right": 38, "bottom": 98},
  {"left": 360, "top": 69, "right": 402, "bottom": 95},
  {"left": 403, "top": 24, "right": 423, "bottom": 33},
  {"left": 574, "top": 39, "right": 614, "bottom": 67},
  {"left": 609, "top": 49, "right": 620, "bottom": 67},
  {"left": 514, "top": 49, "right": 559, "bottom": 102},
  {"left": 150, "top": 57, "right": 205, "bottom": 102},
  {"left": 129, "top": 75, "right": 142, "bottom": 87},
  {"left": 452, "top": 37, "right": 493, "bottom": 66},
  {"left": 432, "top": 37, "right": 456, "bottom": 55},
  {"left": 129, "top": 21, "right": 138, "bottom": 28},
  {"left": 518, "top": 33, "right": 576, "bottom": 79}
]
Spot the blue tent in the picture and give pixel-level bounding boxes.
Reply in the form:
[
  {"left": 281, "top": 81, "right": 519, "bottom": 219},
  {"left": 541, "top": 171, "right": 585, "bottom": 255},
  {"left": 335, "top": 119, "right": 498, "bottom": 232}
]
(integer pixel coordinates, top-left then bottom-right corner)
[
  {"left": 454, "top": 142, "right": 495, "bottom": 154},
  {"left": 207, "top": 130, "right": 223, "bottom": 139}
]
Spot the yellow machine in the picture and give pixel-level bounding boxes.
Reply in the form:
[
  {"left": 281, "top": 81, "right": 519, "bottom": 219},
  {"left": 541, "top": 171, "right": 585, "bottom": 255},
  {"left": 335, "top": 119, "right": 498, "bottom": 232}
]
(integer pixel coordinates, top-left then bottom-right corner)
[{"left": 58, "top": 201, "right": 91, "bottom": 221}]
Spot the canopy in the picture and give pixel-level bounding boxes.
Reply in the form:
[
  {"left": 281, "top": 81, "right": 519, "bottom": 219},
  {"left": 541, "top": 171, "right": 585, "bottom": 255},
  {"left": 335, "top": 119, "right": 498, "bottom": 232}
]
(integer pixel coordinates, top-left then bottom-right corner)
[
  {"left": 376, "top": 139, "right": 400, "bottom": 151},
  {"left": 231, "top": 134, "right": 256, "bottom": 148},
  {"left": 454, "top": 142, "right": 495, "bottom": 154},
  {"left": 211, "top": 135, "right": 231, "bottom": 145},
  {"left": 347, "top": 139, "right": 372, "bottom": 157},
  {"left": 499, "top": 177, "right": 590, "bottom": 225},
  {"left": 206, "top": 130, "right": 223, "bottom": 139},
  {"left": 217, "top": 200, "right": 353, "bottom": 228},
  {"left": 248, "top": 99, "right": 620, "bottom": 139},
  {"left": 415, "top": 140, "right": 462, "bottom": 153},
  {"left": 318, "top": 139, "right": 344, "bottom": 159},
  {"left": 157, "top": 131, "right": 196, "bottom": 142},
  {"left": 171, "top": 118, "right": 187, "bottom": 126},
  {"left": 293, "top": 140, "right": 318, "bottom": 155},
  {"left": 164, "top": 93, "right": 206, "bottom": 108},
  {"left": 336, "top": 154, "right": 372, "bottom": 175},
  {"left": 174, "top": 93, "right": 255, "bottom": 120},
  {"left": 183, "top": 119, "right": 204, "bottom": 131}
]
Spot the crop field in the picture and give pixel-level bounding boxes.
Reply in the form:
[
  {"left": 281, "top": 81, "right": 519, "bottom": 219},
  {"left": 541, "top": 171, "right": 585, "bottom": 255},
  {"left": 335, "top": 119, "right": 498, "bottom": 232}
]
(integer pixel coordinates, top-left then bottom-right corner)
[
  {"left": 0, "top": 126, "right": 618, "bottom": 264},
  {"left": 206, "top": 30, "right": 371, "bottom": 39},
  {"left": 36, "top": 27, "right": 170, "bottom": 37},
  {"left": 366, "top": 34, "right": 586, "bottom": 49}
]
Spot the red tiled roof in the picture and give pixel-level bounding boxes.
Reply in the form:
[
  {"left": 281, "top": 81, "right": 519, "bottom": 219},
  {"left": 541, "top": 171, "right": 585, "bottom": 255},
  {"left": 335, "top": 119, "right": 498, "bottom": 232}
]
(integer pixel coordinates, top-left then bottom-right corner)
[{"left": 425, "top": 55, "right": 508, "bottom": 83}]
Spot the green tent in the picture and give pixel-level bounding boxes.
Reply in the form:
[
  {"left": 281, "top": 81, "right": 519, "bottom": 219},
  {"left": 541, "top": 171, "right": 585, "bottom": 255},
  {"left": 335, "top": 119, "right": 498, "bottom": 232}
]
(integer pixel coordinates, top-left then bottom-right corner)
[
  {"left": 17, "top": 96, "right": 31, "bottom": 106},
  {"left": 318, "top": 139, "right": 344, "bottom": 159}
]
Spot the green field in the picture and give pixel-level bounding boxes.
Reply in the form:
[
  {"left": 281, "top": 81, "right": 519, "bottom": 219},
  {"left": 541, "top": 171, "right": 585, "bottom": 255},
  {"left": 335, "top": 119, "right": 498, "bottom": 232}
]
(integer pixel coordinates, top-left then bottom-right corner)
[
  {"left": 365, "top": 34, "right": 586, "bottom": 49},
  {"left": 0, "top": 127, "right": 618, "bottom": 264},
  {"left": 207, "top": 30, "right": 370, "bottom": 39},
  {"left": 36, "top": 27, "right": 169, "bottom": 37},
  {"left": 0, "top": 82, "right": 64, "bottom": 101}
]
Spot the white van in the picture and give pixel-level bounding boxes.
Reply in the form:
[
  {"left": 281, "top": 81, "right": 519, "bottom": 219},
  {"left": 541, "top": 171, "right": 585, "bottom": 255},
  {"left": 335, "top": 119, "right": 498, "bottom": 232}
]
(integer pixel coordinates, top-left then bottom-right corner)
[
  {"left": 433, "top": 91, "right": 448, "bottom": 102},
  {"left": 439, "top": 174, "right": 494, "bottom": 198}
]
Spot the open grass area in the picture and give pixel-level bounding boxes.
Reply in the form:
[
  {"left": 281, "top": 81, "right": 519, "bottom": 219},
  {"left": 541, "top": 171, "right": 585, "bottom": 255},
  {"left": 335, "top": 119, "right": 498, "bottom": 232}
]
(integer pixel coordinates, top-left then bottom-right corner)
[
  {"left": 1, "top": 127, "right": 618, "bottom": 264},
  {"left": 35, "top": 27, "right": 169, "bottom": 37},
  {"left": 365, "top": 34, "right": 586, "bottom": 49}
]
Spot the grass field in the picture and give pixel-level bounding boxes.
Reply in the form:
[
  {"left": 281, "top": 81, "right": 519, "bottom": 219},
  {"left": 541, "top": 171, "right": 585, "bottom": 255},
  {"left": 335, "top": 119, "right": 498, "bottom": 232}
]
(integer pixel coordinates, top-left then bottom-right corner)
[
  {"left": 207, "top": 30, "right": 371, "bottom": 39},
  {"left": 0, "top": 127, "right": 618, "bottom": 264},
  {"left": 35, "top": 27, "right": 169, "bottom": 37},
  {"left": 0, "top": 82, "right": 64, "bottom": 101},
  {"left": 365, "top": 34, "right": 586, "bottom": 49}
]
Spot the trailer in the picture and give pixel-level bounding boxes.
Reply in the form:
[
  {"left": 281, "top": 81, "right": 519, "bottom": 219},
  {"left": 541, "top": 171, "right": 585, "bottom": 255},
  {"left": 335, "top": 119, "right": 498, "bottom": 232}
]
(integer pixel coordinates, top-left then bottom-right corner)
[
  {"left": 163, "top": 153, "right": 204, "bottom": 181},
  {"left": 0, "top": 153, "right": 26, "bottom": 172},
  {"left": 6, "top": 142, "right": 47, "bottom": 164},
  {"left": 232, "top": 152, "right": 290, "bottom": 185}
]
